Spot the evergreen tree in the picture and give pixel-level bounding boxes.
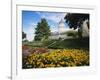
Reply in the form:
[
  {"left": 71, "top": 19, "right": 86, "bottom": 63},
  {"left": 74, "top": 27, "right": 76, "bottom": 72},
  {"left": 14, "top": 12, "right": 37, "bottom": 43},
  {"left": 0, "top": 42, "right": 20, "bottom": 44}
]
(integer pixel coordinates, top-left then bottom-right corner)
[{"left": 34, "top": 18, "right": 51, "bottom": 41}]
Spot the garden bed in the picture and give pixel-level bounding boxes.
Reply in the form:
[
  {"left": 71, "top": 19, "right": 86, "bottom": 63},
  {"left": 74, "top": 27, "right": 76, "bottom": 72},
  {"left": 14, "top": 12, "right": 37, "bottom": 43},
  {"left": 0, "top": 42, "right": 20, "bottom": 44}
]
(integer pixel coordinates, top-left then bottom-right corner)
[{"left": 22, "top": 48, "right": 89, "bottom": 69}]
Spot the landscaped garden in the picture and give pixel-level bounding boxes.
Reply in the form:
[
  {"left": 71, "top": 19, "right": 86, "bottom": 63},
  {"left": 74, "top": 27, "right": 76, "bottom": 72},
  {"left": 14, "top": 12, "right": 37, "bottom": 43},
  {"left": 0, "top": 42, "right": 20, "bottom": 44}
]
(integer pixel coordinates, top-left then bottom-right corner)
[
  {"left": 22, "top": 38, "right": 89, "bottom": 69},
  {"left": 22, "top": 48, "right": 89, "bottom": 69},
  {"left": 22, "top": 11, "right": 90, "bottom": 69}
]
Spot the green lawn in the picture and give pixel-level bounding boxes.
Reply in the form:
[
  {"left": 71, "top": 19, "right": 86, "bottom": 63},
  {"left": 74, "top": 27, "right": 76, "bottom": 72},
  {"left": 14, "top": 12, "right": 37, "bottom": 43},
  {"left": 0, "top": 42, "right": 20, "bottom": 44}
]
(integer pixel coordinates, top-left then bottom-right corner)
[{"left": 23, "top": 37, "right": 89, "bottom": 49}]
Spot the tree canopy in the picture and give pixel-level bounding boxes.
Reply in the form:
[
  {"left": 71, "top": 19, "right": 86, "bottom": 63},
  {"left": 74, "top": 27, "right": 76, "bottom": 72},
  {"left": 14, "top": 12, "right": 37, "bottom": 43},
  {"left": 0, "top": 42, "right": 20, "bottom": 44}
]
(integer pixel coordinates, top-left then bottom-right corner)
[
  {"left": 34, "top": 18, "right": 51, "bottom": 41},
  {"left": 64, "top": 13, "right": 89, "bottom": 29}
]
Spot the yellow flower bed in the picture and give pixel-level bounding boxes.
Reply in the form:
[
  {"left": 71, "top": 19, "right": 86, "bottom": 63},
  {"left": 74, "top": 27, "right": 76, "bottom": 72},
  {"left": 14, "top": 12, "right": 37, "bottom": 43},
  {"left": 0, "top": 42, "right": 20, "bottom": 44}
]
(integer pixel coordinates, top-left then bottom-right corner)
[{"left": 23, "top": 49, "right": 89, "bottom": 68}]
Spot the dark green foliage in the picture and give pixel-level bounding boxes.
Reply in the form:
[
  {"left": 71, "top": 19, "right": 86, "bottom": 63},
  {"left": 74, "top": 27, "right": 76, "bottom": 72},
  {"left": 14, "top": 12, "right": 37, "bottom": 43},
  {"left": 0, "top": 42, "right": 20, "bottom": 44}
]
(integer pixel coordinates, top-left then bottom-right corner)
[
  {"left": 48, "top": 37, "right": 89, "bottom": 50},
  {"left": 23, "top": 37, "right": 89, "bottom": 50},
  {"left": 64, "top": 13, "right": 89, "bottom": 38},
  {"left": 66, "top": 30, "right": 78, "bottom": 38},
  {"left": 34, "top": 18, "right": 51, "bottom": 41},
  {"left": 22, "top": 31, "right": 26, "bottom": 39},
  {"left": 64, "top": 13, "right": 89, "bottom": 29}
]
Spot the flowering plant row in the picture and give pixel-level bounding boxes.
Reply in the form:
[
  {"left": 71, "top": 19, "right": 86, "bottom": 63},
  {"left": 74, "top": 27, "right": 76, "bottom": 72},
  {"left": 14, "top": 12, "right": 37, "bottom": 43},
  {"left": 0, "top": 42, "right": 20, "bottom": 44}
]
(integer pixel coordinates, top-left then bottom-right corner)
[{"left": 22, "top": 49, "right": 89, "bottom": 68}]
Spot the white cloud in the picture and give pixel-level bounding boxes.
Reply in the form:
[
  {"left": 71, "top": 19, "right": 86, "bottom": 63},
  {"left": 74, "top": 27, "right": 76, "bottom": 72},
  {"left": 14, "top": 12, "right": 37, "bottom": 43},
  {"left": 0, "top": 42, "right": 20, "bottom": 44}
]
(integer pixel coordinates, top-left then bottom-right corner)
[
  {"left": 37, "top": 12, "right": 67, "bottom": 23},
  {"left": 29, "top": 22, "right": 37, "bottom": 28},
  {"left": 46, "top": 13, "right": 66, "bottom": 23},
  {"left": 24, "top": 22, "right": 36, "bottom": 41},
  {"left": 50, "top": 25, "right": 58, "bottom": 32}
]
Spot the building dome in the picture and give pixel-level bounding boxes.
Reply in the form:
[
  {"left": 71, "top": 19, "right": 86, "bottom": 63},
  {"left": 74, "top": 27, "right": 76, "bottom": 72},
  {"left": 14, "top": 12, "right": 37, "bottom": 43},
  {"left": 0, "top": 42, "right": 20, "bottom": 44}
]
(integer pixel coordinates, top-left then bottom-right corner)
[{"left": 58, "top": 19, "right": 65, "bottom": 33}]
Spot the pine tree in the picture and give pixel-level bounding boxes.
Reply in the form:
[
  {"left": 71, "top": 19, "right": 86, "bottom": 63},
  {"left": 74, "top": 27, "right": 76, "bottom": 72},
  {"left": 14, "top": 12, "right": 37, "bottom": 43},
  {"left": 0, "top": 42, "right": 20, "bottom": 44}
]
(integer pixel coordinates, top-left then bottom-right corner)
[{"left": 34, "top": 18, "right": 51, "bottom": 41}]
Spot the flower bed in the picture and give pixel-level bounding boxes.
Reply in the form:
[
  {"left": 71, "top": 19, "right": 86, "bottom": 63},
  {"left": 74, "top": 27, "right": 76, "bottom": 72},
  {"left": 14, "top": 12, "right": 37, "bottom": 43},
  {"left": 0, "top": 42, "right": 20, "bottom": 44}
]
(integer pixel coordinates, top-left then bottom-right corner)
[{"left": 22, "top": 48, "right": 89, "bottom": 69}]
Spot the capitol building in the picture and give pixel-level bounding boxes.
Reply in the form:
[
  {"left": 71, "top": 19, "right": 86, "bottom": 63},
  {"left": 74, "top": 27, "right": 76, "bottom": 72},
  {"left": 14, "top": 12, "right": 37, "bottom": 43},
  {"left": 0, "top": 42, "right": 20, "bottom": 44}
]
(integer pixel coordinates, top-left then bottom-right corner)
[
  {"left": 49, "top": 19, "right": 89, "bottom": 40},
  {"left": 49, "top": 19, "right": 76, "bottom": 39}
]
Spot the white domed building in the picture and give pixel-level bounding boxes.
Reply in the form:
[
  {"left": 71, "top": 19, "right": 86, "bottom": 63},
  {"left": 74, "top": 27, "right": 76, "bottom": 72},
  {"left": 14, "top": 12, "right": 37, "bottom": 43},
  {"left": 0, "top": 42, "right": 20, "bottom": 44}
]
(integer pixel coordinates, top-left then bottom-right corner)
[
  {"left": 58, "top": 19, "right": 66, "bottom": 33},
  {"left": 58, "top": 19, "right": 68, "bottom": 38},
  {"left": 49, "top": 19, "right": 89, "bottom": 40},
  {"left": 49, "top": 19, "right": 73, "bottom": 39}
]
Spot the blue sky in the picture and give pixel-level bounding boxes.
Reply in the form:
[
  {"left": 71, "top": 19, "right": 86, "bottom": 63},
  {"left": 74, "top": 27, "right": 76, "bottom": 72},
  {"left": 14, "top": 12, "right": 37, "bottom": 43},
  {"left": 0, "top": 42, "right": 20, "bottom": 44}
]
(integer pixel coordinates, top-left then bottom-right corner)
[{"left": 22, "top": 11, "right": 69, "bottom": 41}]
